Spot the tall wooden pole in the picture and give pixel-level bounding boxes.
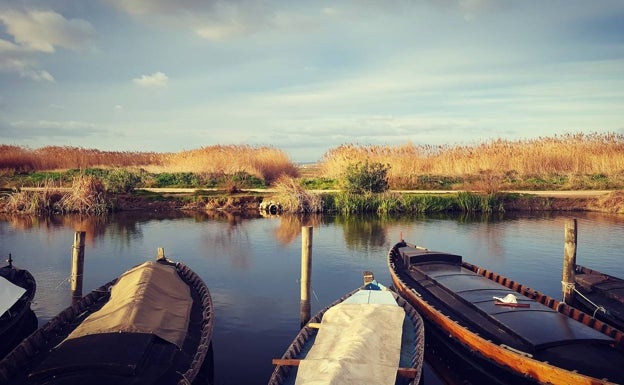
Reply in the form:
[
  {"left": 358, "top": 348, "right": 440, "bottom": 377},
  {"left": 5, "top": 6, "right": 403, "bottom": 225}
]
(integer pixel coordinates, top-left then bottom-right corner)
[
  {"left": 300, "top": 226, "right": 313, "bottom": 327},
  {"left": 70, "top": 231, "right": 86, "bottom": 303},
  {"left": 562, "top": 219, "right": 577, "bottom": 304}
]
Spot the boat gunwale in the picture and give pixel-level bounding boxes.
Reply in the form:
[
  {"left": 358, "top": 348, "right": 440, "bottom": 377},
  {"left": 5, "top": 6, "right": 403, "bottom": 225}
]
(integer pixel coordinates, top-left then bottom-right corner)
[
  {"left": 463, "top": 261, "right": 624, "bottom": 346},
  {"left": 388, "top": 240, "right": 623, "bottom": 385}
]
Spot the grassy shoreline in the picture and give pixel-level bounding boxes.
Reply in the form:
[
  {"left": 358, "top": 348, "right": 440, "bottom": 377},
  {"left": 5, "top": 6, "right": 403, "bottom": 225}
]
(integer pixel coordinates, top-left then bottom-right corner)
[
  {"left": 2, "top": 133, "right": 624, "bottom": 214},
  {"left": 2, "top": 185, "right": 621, "bottom": 215}
]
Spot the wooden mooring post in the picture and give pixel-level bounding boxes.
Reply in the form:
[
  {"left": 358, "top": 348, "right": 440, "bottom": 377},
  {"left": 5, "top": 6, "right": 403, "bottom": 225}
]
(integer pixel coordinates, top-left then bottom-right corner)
[
  {"left": 562, "top": 219, "right": 577, "bottom": 304},
  {"left": 300, "top": 226, "right": 313, "bottom": 328},
  {"left": 70, "top": 231, "right": 86, "bottom": 303}
]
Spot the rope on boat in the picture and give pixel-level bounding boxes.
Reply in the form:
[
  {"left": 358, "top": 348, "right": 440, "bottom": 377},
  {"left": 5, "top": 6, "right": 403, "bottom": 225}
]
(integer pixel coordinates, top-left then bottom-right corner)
[
  {"left": 561, "top": 280, "right": 608, "bottom": 318},
  {"left": 561, "top": 280, "right": 575, "bottom": 295},
  {"left": 573, "top": 287, "right": 608, "bottom": 318}
]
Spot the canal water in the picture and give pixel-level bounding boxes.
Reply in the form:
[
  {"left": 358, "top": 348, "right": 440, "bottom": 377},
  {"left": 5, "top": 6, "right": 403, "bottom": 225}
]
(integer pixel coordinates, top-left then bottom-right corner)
[{"left": 1, "top": 210, "right": 623, "bottom": 384}]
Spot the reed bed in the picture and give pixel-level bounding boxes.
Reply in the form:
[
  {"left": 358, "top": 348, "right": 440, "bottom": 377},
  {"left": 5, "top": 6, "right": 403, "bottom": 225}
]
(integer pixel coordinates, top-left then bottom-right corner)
[
  {"left": 0, "top": 145, "right": 163, "bottom": 171},
  {"left": 320, "top": 132, "right": 624, "bottom": 190},
  {"left": 0, "top": 176, "right": 110, "bottom": 214},
  {"left": 1, "top": 179, "right": 63, "bottom": 214},
  {"left": 58, "top": 175, "right": 109, "bottom": 214},
  {"left": 158, "top": 145, "right": 298, "bottom": 183},
  {"left": 269, "top": 176, "right": 323, "bottom": 213},
  {"left": 0, "top": 144, "right": 298, "bottom": 184}
]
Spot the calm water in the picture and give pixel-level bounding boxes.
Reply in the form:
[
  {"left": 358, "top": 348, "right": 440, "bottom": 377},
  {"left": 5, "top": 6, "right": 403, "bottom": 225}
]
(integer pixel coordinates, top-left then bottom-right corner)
[{"left": 1, "top": 210, "right": 623, "bottom": 385}]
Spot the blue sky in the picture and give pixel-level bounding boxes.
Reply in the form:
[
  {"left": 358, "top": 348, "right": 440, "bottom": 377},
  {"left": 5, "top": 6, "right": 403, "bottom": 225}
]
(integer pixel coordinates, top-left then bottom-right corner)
[{"left": 1, "top": 0, "right": 623, "bottom": 162}]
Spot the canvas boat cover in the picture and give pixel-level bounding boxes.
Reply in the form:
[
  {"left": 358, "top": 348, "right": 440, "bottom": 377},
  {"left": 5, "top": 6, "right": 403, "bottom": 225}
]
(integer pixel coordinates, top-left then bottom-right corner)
[
  {"left": 66, "top": 261, "right": 192, "bottom": 348},
  {"left": 296, "top": 289, "right": 405, "bottom": 385},
  {"left": 0, "top": 275, "right": 26, "bottom": 317}
]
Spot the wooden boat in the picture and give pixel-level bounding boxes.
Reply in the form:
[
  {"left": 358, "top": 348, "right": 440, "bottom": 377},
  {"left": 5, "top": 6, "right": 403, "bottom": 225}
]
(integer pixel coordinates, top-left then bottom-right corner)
[
  {"left": 388, "top": 240, "right": 624, "bottom": 385},
  {"left": 0, "top": 254, "right": 37, "bottom": 360},
  {"left": 268, "top": 271, "right": 425, "bottom": 385},
  {"left": 0, "top": 255, "right": 214, "bottom": 385},
  {"left": 573, "top": 264, "right": 624, "bottom": 332}
]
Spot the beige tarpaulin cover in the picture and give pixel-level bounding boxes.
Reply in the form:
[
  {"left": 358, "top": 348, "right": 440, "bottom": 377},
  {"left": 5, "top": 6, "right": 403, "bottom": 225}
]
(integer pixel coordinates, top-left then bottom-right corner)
[
  {"left": 66, "top": 261, "right": 192, "bottom": 348},
  {"left": 296, "top": 290, "right": 405, "bottom": 385}
]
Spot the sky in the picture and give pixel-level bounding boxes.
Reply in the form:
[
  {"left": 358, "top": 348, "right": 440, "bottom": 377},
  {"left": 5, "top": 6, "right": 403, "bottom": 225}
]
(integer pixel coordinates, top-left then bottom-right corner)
[{"left": 1, "top": 1, "right": 623, "bottom": 163}]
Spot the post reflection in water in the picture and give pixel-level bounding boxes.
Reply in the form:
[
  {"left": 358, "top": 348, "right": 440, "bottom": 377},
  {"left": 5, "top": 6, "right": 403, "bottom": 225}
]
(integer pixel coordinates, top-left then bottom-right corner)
[{"left": 1, "top": 211, "right": 623, "bottom": 385}]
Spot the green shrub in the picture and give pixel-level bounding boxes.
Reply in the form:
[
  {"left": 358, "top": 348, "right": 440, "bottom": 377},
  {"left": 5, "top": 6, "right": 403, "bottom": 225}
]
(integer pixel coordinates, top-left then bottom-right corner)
[
  {"left": 104, "top": 169, "right": 141, "bottom": 193},
  {"left": 341, "top": 161, "right": 390, "bottom": 194},
  {"left": 227, "top": 171, "right": 265, "bottom": 188}
]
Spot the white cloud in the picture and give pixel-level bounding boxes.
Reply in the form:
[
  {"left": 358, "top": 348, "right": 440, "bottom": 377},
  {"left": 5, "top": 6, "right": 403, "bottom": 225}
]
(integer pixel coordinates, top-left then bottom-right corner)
[
  {"left": 0, "top": 57, "right": 55, "bottom": 82},
  {"left": 106, "top": 0, "right": 303, "bottom": 41},
  {"left": 0, "top": 38, "right": 22, "bottom": 53},
  {"left": 133, "top": 72, "right": 168, "bottom": 87},
  {"left": 0, "top": 9, "right": 95, "bottom": 53},
  {"left": 105, "top": 0, "right": 212, "bottom": 16},
  {"left": 195, "top": 23, "right": 246, "bottom": 41},
  {"left": 0, "top": 7, "right": 95, "bottom": 81}
]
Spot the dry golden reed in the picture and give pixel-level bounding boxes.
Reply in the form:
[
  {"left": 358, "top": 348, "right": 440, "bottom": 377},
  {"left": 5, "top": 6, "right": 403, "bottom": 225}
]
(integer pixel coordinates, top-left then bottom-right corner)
[
  {"left": 0, "top": 176, "right": 109, "bottom": 214},
  {"left": 271, "top": 175, "right": 323, "bottom": 213},
  {"left": 0, "top": 145, "right": 163, "bottom": 171},
  {"left": 58, "top": 175, "right": 109, "bottom": 214},
  {"left": 160, "top": 145, "right": 298, "bottom": 183},
  {"left": 0, "top": 144, "right": 298, "bottom": 184},
  {"left": 320, "top": 132, "right": 624, "bottom": 184}
]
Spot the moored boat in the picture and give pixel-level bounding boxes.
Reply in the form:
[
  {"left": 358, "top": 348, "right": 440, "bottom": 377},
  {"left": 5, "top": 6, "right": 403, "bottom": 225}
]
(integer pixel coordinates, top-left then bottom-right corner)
[
  {"left": 268, "top": 271, "right": 425, "bottom": 385},
  {"left": 388, "top": 240, "right": 624, "bottom": 385},
  {"left": 0, "top": 254, "right": 37, "bottom": 360},
  {"left": 573, "top": 264, "right": 624, "bottom": 332},
  {"left": 0, "top": 254, "right": 214, "bottom": 385}
]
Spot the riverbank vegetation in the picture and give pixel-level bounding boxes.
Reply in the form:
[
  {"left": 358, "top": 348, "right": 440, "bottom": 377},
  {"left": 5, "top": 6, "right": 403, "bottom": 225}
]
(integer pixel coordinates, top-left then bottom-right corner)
[
  {"left": 319, "top": 132, "right": 624, "bottom": 191},
  {"left": 0, "top": 144, "right": 296, "bottom": 186},
  {"left": 3, "top": 176, "right": 110, "bottom": 214},
  {"left": 1, "top": 133, "right": 623, "bottom": 214}
]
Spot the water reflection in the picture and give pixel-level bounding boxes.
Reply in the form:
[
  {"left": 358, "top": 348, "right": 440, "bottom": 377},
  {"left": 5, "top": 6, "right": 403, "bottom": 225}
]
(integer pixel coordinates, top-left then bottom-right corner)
[
  {"left": 1, "top": 211, "right": 623, "bottom": 385},
  {"left": 272, "top": 214, "right": 323, "bottom": 245},
  {"left": 336, "top": 213, "right": 390, "bottom": 250}
]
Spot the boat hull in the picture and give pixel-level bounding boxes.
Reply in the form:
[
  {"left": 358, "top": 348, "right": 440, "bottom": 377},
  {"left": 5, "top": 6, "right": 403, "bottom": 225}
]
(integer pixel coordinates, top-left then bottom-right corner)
[
  {"left": 573, "top": 264, "right": 624, "bottom": 332},
  {"left": 0, "top": 263, "right": 37, "bottom": 360},
  {"left": 268, "top": 281, "right": 425, "bottom": 385},
  {"left": 388, "top": 240, "right": 624, "bottom": 385},
  {"left": 0, "top": 259, "right": 213, "bottom": 385}
]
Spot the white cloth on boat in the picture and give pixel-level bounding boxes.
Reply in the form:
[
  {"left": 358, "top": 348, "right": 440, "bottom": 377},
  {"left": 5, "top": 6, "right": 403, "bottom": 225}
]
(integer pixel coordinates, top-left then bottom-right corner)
[
  {"left": 0, "top": 276, "right": 26, "bottom": 317},
  {"left": 296, "top": 290, "right": 405, "bottom": 385},
  {"left": 66, "top": 261, "right": 192, "bottom": 348},
  {"left": 493, "top": 293, "right": 518, "bottom": 304}
]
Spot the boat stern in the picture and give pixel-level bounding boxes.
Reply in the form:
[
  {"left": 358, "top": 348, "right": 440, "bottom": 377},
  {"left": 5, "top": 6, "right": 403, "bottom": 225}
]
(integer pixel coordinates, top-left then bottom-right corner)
[{"left": 398, "top": 245, "right": 462, "bottom": 268}]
